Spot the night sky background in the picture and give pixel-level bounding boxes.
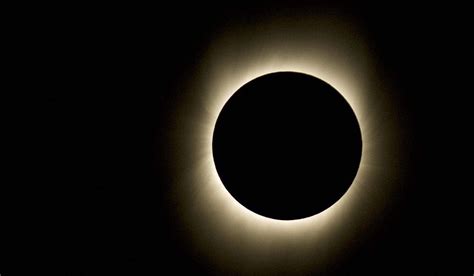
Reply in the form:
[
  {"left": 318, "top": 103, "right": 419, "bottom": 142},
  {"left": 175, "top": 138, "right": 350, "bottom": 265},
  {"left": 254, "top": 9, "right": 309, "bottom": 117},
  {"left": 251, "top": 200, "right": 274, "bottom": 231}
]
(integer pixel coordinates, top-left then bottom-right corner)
[{"left": 4, "top": 1, "right": 471, "bottom": 274}]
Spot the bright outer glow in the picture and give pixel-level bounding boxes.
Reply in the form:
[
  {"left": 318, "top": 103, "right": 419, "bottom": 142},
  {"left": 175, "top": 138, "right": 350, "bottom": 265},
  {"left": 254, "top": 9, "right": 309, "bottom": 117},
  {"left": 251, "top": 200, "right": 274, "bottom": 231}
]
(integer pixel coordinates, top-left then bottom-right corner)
[{"left": 167, "top": 12, "right": 404, "bottom": 274}]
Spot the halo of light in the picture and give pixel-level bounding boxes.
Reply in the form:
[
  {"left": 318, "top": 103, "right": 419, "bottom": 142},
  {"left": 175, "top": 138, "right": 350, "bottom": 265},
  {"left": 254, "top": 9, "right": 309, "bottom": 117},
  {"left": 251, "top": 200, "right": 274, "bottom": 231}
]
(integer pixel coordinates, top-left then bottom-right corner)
[{"left": 166, "top": 12, "right": 403, "bottom": 274}]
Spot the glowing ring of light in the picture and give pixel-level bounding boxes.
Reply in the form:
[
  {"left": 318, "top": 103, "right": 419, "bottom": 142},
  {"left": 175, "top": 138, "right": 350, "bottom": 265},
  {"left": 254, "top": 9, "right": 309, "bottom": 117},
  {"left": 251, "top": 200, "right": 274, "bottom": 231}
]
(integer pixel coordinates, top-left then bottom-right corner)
[{"left": 166, "top": 12, "right": 404, "bottom": 274}]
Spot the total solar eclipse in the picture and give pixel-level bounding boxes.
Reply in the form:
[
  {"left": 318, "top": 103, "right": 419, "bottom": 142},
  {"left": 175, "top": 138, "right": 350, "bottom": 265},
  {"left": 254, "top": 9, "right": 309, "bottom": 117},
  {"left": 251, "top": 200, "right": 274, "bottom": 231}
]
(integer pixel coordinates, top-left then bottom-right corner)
[{"left": 212, "top": 72, "right": 362, "bottom": 220}]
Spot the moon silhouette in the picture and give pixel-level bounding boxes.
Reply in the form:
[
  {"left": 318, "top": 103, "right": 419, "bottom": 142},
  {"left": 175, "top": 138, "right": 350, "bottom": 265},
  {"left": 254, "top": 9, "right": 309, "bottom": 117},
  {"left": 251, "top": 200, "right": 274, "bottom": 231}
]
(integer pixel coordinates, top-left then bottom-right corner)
[{"left": 212, "top": 72, "right": 362, "bottom": 220}]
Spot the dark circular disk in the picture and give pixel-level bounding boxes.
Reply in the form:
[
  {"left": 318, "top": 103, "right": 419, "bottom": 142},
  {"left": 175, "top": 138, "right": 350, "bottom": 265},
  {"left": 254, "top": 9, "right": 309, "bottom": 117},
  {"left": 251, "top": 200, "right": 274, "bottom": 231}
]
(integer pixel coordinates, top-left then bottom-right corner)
[{"left": 212, "top": 72, "right": 362, "bottom": 220}]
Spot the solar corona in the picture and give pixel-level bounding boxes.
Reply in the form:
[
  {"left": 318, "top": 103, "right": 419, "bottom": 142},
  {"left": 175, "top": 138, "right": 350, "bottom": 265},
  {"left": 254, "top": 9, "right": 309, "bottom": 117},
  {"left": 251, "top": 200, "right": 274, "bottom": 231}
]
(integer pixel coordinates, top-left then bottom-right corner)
[{"left": 166, "top": 13, "right": 404, "bottom": 274}]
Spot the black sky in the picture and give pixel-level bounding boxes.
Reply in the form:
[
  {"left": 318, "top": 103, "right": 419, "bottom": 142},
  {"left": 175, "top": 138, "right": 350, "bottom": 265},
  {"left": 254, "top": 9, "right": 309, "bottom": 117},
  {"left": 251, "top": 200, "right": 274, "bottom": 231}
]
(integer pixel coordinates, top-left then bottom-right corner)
[{"left": 4, "top": 1, "right": 471, "bottom": 274}]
